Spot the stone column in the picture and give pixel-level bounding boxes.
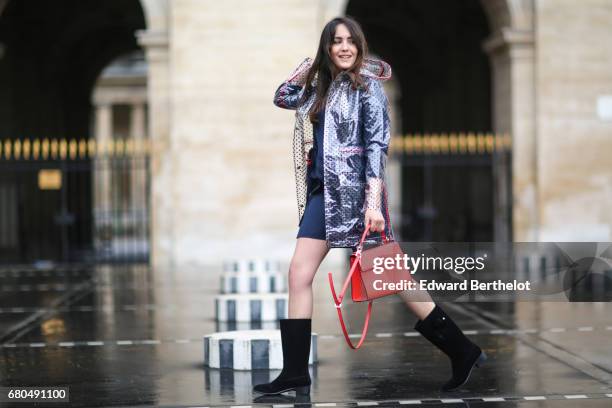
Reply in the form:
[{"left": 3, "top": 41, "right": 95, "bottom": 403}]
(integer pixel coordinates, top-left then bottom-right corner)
[
  {"left": 130, "top": 102, "right": 147, "bottom": 237},
  {"left": 94, "top": 102, "right": 113, "bottom": 212},
  {"left": 484, "top": 27, "right": 537, "bottom": 242},
  {"left": 137, "top": 29, "right": 172, "bottom": 271},
  {"left": 130, "top": 102, "right": 146, "bottom": 139}
]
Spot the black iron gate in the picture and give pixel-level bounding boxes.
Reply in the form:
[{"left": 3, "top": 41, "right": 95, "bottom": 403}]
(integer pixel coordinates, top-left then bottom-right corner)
[
  {"left": 390, "top": 132, "right": 512, "bottom": 243},
  {"left": 0, "top": 137, "right": 150, "bottom": 265}
]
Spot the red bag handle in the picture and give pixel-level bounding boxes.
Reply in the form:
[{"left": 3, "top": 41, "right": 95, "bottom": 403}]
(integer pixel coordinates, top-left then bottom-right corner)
[
  {"left": 327, "top": 182, "right": 394, "bottom": 349},
  {"left": 327, "top": 222, "right": 378, "bottom": 349}
]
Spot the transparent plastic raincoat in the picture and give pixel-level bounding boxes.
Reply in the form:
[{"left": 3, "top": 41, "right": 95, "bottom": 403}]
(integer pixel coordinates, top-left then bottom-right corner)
[{"left": 274, "top": 57, "right": 396, "bottom": 248}]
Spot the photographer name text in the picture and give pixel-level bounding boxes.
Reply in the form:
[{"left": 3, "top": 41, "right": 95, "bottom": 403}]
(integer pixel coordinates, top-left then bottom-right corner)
[{"left": 372, "top": 279, "right": 532, "bottom": 292}]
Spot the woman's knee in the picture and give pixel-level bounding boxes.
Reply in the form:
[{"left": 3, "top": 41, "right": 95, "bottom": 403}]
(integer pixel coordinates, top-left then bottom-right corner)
[{"left": 288, "top": 259, "right": 315, "bottom": 292}]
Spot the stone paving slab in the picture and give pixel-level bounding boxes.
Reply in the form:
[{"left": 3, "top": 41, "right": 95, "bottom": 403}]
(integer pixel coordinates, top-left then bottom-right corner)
[{"left": 0, "top": 264, "right": 610, "bottom": 407}]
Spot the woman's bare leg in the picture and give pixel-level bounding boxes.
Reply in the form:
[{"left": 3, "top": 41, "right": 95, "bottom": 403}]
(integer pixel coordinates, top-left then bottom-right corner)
[
  {"left": 288, "top": 237, "right": 330, "bottom": 318},
  {"left": 399, "top": 288, "right": 435, "bottom": 320},
  {"left": 287, "top": 236, "right": 433, "bottom": 319}
]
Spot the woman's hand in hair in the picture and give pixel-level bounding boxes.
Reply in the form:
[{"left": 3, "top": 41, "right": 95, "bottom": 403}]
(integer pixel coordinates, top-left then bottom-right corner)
[
  {"left": 365, "top": 209, "right": 385, "bottom": 233},
  {"left": 287, "top": 57, "right": 313, "bottom": 87},
  {"left": 273, "top": 58, "right": 313, "bottom": 110}
]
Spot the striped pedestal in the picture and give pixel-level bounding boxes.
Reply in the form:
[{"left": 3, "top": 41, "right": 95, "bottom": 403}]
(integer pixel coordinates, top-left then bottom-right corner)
[
  {"left": 215, "top": 320, "right": 278, "bottom": 332},
  {"left": 222, "top": 259, "right": 281, "bottom": 274},
  {"left": 204, "top": 366, "right": 316, "bottom": 402},
  {"left": 220, "top": 272, "right": 287, "bottom": 294},
  {"left": 215, "top": 293, "right": 288, "bottom": 322},
  {"left": 204, "top": 330, "right": 318, "bottom": 370}
]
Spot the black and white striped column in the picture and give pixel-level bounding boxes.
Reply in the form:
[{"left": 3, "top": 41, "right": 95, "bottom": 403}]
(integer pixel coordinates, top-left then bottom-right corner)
[
  {"left": 215, "top": 320, "right": 278, "bottom": 332},
  {"left": 204, "top": 366, "right": 316, "bottom": 402},
  {"left": 204, "top": 329, "right": 318, "bottom": 370},
  {"left": 220, "top": 272, "right": 287, "bottom": 294},
  {"left": 215, "top": 293, "right": 288, "bottom": 322},
  {"left": 222, "top": 259, "right": 281, "bottom": 274}
]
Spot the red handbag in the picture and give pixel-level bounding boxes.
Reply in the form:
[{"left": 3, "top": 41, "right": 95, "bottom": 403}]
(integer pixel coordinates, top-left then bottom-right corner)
[{"left": 328, "top": 221, "right": 414, "bottom": 349}]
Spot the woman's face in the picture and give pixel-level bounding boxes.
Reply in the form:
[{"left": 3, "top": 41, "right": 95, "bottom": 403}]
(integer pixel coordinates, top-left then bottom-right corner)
[{"left": 329, "top": 23, "right": 358, "bottom": 73}]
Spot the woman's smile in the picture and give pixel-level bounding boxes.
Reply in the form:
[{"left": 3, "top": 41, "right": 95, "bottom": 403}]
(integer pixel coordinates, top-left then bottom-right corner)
[{"left": 330, "top": 23, "right": 357, "bottom": 72}]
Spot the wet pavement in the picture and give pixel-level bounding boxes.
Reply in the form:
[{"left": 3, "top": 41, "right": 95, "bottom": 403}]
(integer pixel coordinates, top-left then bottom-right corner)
[{"left": 1, "top": 263, "right": 611, "bottom": 407}]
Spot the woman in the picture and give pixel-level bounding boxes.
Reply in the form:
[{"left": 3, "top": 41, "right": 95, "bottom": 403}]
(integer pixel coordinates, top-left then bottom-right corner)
[{"left": 254, "top": 16, "right": 486, "bottom": 396}]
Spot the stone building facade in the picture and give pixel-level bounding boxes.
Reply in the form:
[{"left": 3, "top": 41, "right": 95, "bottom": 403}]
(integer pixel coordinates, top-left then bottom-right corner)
[
  {"left": 0, "top": 0, "right": 610, "bottom": 269},
  {"left": 138, "top": 0, "right": 612, "bottom": 269}
]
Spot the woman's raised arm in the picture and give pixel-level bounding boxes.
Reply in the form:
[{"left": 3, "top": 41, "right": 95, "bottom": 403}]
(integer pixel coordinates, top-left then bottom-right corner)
[{"left": 273, "top": 57, "right": 313, "bottom": 110}]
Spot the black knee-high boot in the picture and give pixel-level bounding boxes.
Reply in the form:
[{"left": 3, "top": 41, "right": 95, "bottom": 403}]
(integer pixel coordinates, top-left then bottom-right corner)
[
  {"left": 415, "top": 305, "right": 487, "bottom": 391},
  {"left": 253, "top": 318, "right": 312, "bottom": 395}
]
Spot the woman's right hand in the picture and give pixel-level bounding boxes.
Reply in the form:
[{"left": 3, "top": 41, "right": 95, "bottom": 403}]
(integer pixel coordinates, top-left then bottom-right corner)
[{"left": 364, "top": 209, "right": 385, "bottom": 233}]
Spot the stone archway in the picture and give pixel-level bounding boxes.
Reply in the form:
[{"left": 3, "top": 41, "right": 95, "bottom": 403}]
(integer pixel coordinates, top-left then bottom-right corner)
[
  {"left": 480, "top": 0, "right": 537, "bottom": 242},
  {"left": 0, "top": 0, "right": 150, "bottom": 262}
]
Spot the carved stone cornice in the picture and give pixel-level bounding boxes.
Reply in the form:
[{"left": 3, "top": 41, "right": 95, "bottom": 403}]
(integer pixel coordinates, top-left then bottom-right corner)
[
  {"left": 483, "top": 27, "right": 534, "bottom": 56},
  {"left": 136, "top": 29, "right": 169, "bottom": 62}
]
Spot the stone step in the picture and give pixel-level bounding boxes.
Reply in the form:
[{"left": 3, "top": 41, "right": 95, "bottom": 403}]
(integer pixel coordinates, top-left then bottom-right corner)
[
  {"left": 204, "top": 329, "right": 318, "bottom": 370},
  {"left": 220, "top": 272, "right": 287, "bottom": 294},
  {"left": 215, "top": 293, "right": 288, "bottom": 322},
  {"left": 222, "top": 259, "right": 281, "bottom": 274}
]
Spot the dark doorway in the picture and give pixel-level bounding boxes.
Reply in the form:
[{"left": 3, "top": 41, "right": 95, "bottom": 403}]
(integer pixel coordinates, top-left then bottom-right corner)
[{"left": 347, "top": 0, "right": 498, "bottom": 242}]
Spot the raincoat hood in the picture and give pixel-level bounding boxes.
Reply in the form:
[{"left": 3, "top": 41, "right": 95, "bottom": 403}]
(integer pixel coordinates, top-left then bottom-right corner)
[
  {"left": 358, "top": 57, "right": 392, "bottom": 81},
  {"left": 302, "top": 57, "right": 392, "bottom": 87},
  {"left": 315, "top": 57, "right": 392, "bottom": 84}
]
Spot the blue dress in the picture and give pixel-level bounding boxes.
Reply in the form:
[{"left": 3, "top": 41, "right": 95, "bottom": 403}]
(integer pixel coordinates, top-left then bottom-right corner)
[{"left": 296, "top": 108, "right": 326, "bottom": 240}]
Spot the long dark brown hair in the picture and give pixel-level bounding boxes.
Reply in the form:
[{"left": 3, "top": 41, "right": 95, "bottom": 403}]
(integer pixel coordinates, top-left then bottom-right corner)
[{"left": 299, "top": 16, "right": 369, "bottom": 123}]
